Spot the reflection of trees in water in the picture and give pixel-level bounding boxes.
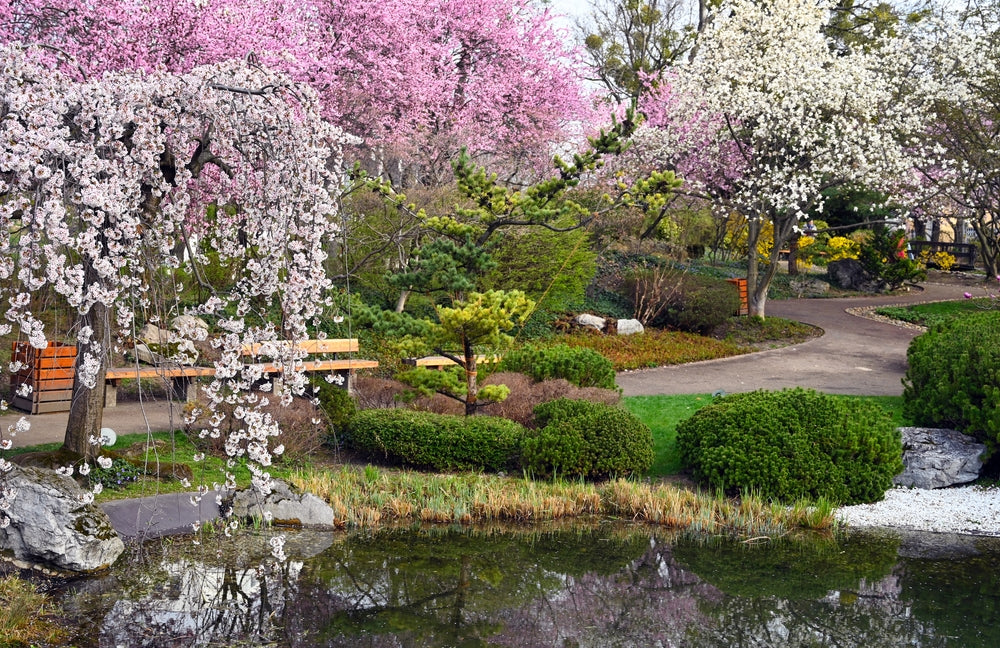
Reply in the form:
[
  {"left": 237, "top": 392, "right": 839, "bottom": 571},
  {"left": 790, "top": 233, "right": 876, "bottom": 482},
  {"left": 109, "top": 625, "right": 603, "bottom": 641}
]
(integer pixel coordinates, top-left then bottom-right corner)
[
  {"left": 54, "top": 528, "right": 1000, "bottom": 647},
  {"left": 283, "top": 532, "right": 717, "bottom": 647},
  {"left": 488, "top": 537, "right": 719, "bottom": 648},
  {"left": 686, "top": 573, "right": 943, "bottom": 648},
  {"left": 99, "top": 558, "right": 300, "bottom": 648}
]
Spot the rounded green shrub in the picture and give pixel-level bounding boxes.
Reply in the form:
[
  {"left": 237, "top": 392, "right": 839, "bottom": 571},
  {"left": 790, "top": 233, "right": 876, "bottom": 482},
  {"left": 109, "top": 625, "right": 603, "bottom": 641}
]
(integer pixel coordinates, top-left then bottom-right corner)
[
  {"left": 676, "top": 388, "right": 902, "bottom": 504},
  {"left": 498, "top": 344, "right": 617, "bottom": 390},
  {"left": 523, "top": 398, "right": 653, "bottom": 479},
  {"left": 347, "top": 409, "right": 525, "bottom": 472},
  {"left": 903, "top": 311, "right": 1000, "bottom": 453}
]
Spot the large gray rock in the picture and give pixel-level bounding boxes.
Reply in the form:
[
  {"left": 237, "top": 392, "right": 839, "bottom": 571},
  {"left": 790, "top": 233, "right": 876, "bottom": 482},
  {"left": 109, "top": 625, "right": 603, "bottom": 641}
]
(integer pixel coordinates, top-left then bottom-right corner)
[
  {"left": 827, "top": 259, "right": 885, "bottom": 293},
  {"left": 894, "top": 427, "right": 986, "bottom": 489},
  {"left": 0, "top": 465, "right": 124, "bottom": 572},
  {"left": 228, "top": 480, "right": 334, "bottom": 528},
  {"left": 137, "top": 322, "right": 170, "bottom": 345},
  {"left": 574, "top": 313, "right": 606, "bottom": 331},
  {"left": 616, "top": 319, "right": 644, "bottom": 335}
]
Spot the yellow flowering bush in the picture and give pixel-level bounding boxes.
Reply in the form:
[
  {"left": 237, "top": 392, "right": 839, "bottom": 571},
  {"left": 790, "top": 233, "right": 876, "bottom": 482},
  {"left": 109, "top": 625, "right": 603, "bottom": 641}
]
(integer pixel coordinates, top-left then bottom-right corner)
[
  {"left": 724, "top": 214, "right": 774, "bottom": 261},
  {"left": 826, "top": 236, "right": 861, "bottom": 261},
  {"left": 797, "top": 235, "right": 817, "bottom": 265},
  {"left": 918, "top": 249, "right": 957, "bottom": 272}
]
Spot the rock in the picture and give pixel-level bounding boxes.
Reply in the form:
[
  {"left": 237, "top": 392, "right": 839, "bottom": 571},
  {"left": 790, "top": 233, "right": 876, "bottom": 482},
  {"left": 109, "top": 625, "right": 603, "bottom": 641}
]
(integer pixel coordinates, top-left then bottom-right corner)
[
  {"left": 826, "top": 259, "right": 885, "bottom": 293},
  {"left": 129, "top": 342, "right": 163, "bottom": 365},
  {"left": 170, "top": 315, "right": 209, "bottom": 338},
  {"left": 138, "top": 322, "right": 170, "bottom": 345},
  {"left": 0, "top": 465, "right": 124, "bottom": 573},
  {"left": 616, "top": 319, "right": 644, "bottom": 335},
  {"left": 574, "top": 313, "right": 606, "bottom": 331},
  {"left": 227, "top": 480, "right": 335, "bottom": 528},
  {"left": 894, "top": 427, "right": 986, "bottom": 489},
  {"left": 789, "top": 277, "right": 830, "bottom": 297}
]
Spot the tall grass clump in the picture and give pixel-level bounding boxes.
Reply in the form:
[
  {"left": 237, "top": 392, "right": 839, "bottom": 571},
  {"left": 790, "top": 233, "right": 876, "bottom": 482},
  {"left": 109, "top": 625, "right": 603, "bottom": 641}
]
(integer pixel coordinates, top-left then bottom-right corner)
[{"left": 289, "top": 466, "right": 836, "bottom": 536}]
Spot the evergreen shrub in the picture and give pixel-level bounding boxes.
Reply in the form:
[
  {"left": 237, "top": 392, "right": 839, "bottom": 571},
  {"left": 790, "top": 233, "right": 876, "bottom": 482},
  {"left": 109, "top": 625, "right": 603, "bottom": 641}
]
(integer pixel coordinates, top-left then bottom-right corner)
[
  {"left": 903, "top": 311, "right": 1000, "bottom": 453},
  {"left": 522, "top": 398, "right": 653, "bottom": 479},
  {"left": 676, "top": 388, "right": 902, "bottom": 504},
  {"left": 347, "top": 409, "right": 525, "bottom": 472},
  {"left": 498, "top": 344, "right": 617, "bottom": 390},
  {"left": 311, "top": 375, "right": 357, "bottom": 447}
]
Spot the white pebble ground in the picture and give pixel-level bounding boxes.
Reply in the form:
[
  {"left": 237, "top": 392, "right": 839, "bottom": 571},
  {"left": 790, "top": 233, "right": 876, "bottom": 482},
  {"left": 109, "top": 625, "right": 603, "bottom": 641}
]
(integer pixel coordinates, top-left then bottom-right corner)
[{"left": 836, "top": 485, "right": 1000, "bottom": 536}]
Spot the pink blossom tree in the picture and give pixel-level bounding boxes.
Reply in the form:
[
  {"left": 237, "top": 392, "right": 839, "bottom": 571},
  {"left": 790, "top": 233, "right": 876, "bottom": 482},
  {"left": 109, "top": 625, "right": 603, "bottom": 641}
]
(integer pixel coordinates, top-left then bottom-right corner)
[
  {"left": 0, "top": 44, "right": 349, "bottom": 511},
  {"left": 0, "top": 0, "right": 593, "bottom": 183}
]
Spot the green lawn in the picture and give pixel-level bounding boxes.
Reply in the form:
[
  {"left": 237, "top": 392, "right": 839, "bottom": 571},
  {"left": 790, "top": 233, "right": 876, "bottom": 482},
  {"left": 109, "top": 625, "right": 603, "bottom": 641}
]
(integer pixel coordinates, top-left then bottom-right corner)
[
  {"left": 625, "top": 393, "right": 909, "bottom": 479},
  {"left": 875, "top": 297, "right": 995, "bottom": 328}
]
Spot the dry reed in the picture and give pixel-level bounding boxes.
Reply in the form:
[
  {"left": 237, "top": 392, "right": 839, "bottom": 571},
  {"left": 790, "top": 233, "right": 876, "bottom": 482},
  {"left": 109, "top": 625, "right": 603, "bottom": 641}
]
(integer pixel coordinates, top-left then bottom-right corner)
[{"left": 289, "top": 465, "right": 836, "bottom": 537}]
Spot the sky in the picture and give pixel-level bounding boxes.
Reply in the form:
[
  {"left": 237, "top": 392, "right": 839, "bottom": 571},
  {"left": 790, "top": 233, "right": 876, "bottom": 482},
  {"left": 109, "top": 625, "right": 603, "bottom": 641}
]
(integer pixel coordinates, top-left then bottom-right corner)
[{"left": 543, "top": 0, "right": 594, "bottom": 31}]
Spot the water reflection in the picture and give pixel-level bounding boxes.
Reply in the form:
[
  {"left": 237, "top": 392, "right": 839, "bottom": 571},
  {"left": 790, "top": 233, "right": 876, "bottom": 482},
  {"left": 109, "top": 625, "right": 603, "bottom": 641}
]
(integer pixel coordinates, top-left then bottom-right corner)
[{"left": 55, "top": 525, "right": 1000, "bottom": 647}]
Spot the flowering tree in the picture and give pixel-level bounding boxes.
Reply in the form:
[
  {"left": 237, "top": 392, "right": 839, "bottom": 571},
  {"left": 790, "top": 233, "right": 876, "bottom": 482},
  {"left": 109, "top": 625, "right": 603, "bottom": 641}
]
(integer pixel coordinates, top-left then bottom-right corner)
[
  {"left": 1, "top": 44, "right": 348, "bottom": 489},
  {"left": 0, "top": 0, "right": 592, "bottom": 183},
  {"left": 911, "top": 3, "right": 1000, "bottom": 277},
  {"left": 634, "top": 0, "right": 934, "bottom": 316}
]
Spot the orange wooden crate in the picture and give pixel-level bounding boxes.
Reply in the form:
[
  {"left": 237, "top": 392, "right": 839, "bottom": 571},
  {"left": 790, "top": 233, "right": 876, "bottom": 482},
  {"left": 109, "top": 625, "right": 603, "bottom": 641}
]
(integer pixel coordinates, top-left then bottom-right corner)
[
  {"left": 726, "top": 278, "right": 749, "bottom": 316},
  {"left": 10, "top": 341, "right": 78, "bottom": 414}
]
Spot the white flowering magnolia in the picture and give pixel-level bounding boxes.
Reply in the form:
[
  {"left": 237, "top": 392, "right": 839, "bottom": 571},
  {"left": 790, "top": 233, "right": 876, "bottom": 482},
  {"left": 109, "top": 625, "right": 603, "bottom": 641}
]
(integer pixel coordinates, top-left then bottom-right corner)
[
  {"left": 0, "top": 44, "right": 350, "bottom": 478},
  {"left": 635, "top": 0, "right": 939, "bottom": 316}
]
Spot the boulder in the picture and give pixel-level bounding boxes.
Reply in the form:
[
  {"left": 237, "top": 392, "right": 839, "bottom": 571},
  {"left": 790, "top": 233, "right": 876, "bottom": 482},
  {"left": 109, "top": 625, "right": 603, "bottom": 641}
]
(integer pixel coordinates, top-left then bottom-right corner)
[
  {"left": 129, "top": 342, "right": 163, "bottom": 365},
  {"left": 574, "top": 313, "right": 606, "bottom": 331},
  {"left": 894, "top": 427, "right": 986, "bottom": 489},
  {"left": 617, "top": 319, "right": 644, "bottom": 335},
  {"left": 170, "top": 315, "right": 209, "bottom": 338},
  {"left": 227, "top": 480, "right": 335, "bottom": 528},
  {"left": 826, "top": 259, "right": 885, "bottom": 293},
  {"left": 0, "top": 465, "right": 124, "bottom": 573},
  {"left": 137, "top": 322, "right": 170, "bottom": 346}
]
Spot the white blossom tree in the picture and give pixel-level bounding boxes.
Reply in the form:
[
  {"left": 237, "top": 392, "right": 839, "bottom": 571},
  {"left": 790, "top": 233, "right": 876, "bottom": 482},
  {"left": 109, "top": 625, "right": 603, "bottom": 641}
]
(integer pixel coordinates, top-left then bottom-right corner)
[
  {"left": 635, "top": 0, "right": 936, "bottom": 316},
  {"left": 909, "top": 3, "right": 1000, "bottom": 277},
  {"left": 0, "top": 44, "right": 348, "bottom": 495}
]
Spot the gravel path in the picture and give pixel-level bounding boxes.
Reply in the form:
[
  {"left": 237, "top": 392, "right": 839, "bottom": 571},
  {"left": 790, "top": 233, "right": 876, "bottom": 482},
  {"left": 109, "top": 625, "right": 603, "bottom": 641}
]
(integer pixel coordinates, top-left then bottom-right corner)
[{"left": 836, "top": 485, "right": 1000, "bottom": 537}]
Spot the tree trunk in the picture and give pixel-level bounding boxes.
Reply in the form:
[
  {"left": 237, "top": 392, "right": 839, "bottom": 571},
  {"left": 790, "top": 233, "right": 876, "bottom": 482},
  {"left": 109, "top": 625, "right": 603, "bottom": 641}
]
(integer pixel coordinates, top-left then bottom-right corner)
[
  {"left": 63, "top": 297, "right": 109, "bottom": 458},
  {"left": 972, "top": 217, "right": 998, "bottom": 279},
  {"left": 787, "top": 236, "right": 799, "bottom": 275},
  {"left": 463, "top": 338, "right": 478, "bottom": 417},
  {"left": 746, "top": 217, "right": 763, "bottom": 317}
]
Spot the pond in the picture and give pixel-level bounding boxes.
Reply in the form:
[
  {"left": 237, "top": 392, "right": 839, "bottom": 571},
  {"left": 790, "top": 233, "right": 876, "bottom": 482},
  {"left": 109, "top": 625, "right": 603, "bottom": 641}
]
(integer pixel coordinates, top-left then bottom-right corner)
[{"left": 51, "top": 524, "right": 1000, "bottom": 647}]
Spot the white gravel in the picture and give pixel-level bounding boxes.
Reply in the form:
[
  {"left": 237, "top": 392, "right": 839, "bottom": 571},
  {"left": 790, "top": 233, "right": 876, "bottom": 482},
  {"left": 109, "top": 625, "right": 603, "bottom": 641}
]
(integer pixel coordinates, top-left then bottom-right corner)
[{"left": 836, "top": 485, "right": 1000, "bottom": 536}]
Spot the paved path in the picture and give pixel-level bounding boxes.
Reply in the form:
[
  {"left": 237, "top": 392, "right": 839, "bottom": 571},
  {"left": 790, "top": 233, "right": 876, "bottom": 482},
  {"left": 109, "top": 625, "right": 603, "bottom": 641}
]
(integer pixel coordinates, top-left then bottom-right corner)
[
  {"left": 617, "top": 282, "right": 973, "bottom": 397},
  {"left": 4, "top": 399, "right": 186, "bottom": 449}
]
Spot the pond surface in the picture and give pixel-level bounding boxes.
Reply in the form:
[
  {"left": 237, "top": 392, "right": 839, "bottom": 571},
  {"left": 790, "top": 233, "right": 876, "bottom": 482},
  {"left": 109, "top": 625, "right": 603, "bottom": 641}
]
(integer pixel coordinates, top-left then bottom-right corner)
[{"left": 52, "top": 524, "right": 1000, "bottom": 647}]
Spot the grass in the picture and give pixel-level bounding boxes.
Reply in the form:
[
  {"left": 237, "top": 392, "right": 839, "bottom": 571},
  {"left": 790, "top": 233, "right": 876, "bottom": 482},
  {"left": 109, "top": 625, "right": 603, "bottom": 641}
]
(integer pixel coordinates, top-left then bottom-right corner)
[
  {"left": 0, "top": 576, "right": 67, "bottom": 647},
  {"left": 623, "top": 394, "right": 714, "bottom": 476},
  {"left": 4, "top": 430, "right": 302, "bottom": 503},
  {"left": 289, "top": 465, "right": 837, "bottom": 537},
  {"left": 875, "top": 297, "right": 996, "bottom": 328}
]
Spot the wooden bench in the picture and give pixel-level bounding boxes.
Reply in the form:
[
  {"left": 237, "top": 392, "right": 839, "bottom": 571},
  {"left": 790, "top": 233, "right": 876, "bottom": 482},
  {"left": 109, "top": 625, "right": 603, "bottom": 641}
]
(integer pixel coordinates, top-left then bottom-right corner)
[
  {"left": 908, "top": 240, "right": 978, "bottom": 270},
  {"left": 402, "top": 354, "right": 501, "bottom": 370},
  {"left": 104, "top": 338, "right": 378, "bottom": 407}
]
